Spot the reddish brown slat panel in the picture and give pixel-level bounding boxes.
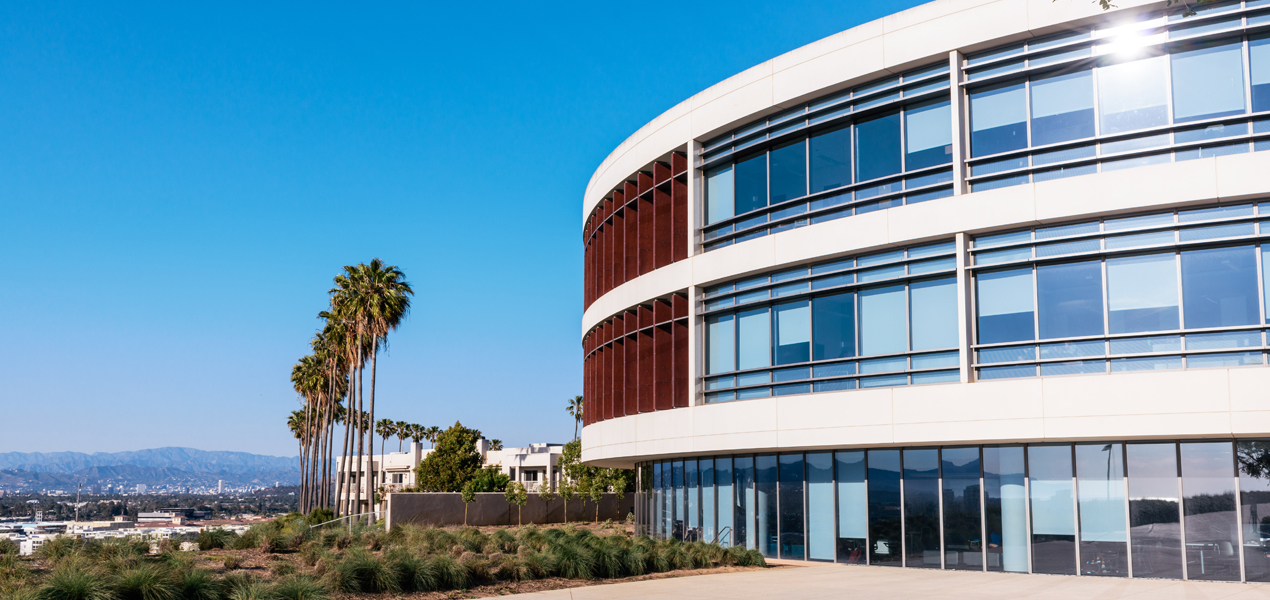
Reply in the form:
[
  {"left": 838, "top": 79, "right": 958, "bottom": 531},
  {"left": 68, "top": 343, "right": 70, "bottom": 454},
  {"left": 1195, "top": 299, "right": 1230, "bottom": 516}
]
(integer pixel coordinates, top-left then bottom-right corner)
[
  {"left": 639, "top": 193, "right": 654, "bottom": 275},
  {"left": 654, "top": 187, "right": 672, "bottom": 269},
  {"left": 672, "top": 293, "right": 688, "bottom": 319},
  {"left": 625, "top": 201, "right": 638, "bottom": 282},
  {"left": 606, "top": 337, "right": 617, "bottom": 422},
  {"left": 671, "top": 152, "right": 687, "bottom": 177},
  {"left": 612, "top": 209, "right": 625, "bottom": 289},
  {"left": 639, "top": 328, "right": 654, "bottom": 413},
  {"left": 673, "top": 319, "right": 689, "bottom": 408},
  {"left": 637, "top": 171, "right": 653, "bottom": 196},
  {"left": 653, "top": 162, "right": 671, "bottom": 186},
  {"left": 654, "top": 298, "right": 672, "bottom": 324},
  {"left": 625, "top": 328, "right": 638, "bottom": 417},
  {"left": 624, "top": 182, "right": 639, "bottom": 208},
  {"left": 671, "top": 178, "right": 687, "bottom": 261},
  {"left": 639, "top": 303, "right": 654, "bottom": 330},
  {"left": 585, "top": 350, "right": 593, "bottom": 427},
  {"left": 654, "top": 324, "right": 673, "bottom": 411}
]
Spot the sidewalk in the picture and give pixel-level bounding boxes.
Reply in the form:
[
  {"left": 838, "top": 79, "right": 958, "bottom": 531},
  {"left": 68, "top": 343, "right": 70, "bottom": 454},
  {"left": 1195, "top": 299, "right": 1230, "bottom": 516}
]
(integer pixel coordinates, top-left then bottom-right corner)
[{"left": 503, "top": 563, "right": 1270, "bottom": 599}]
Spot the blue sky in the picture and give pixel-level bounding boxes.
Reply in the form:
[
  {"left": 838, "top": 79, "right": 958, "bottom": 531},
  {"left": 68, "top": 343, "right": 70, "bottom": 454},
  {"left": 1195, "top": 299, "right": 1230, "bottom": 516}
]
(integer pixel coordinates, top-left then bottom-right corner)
[{"left": 0, "top": 1, "right": 925, "bottom": 457}]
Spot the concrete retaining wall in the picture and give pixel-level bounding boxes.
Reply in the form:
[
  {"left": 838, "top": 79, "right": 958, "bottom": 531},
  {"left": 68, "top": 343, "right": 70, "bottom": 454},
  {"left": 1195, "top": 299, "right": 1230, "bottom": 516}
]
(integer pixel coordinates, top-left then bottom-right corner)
[{"left": 385, "top": 492, "right": 633, "bottom": 529}]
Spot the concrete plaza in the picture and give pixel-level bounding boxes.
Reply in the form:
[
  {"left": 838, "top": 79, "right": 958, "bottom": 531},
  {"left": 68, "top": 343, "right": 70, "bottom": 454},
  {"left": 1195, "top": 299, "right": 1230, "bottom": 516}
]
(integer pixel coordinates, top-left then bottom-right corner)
[{"left": 506, "top": 563, "right": 1270, "bottom": 599}]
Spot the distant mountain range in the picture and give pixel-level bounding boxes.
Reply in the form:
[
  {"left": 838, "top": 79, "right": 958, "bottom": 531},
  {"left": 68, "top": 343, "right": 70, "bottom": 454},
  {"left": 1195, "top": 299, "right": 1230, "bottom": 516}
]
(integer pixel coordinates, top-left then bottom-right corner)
[{"left": 0, "top": 448, "right": 300, "bottom": 492}]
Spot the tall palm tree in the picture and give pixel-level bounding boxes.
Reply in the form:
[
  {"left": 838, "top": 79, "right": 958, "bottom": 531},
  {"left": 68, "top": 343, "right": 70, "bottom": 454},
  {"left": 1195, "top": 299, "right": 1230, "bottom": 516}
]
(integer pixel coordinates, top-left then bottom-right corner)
[
  {"left": 376, "top": 418, "right": 395, "bottom": 491},
  {"left": 566, "top": 395, "right": 584, "bottom": 441},
  {"left": 425, "top": 425, "right": 441, "bottom": 449},
  {"left": 407, "top": 424, "right": 425, "bottom": 450},
  {"left": 395, "top": 420, "right": 410, "bottom": 452}
]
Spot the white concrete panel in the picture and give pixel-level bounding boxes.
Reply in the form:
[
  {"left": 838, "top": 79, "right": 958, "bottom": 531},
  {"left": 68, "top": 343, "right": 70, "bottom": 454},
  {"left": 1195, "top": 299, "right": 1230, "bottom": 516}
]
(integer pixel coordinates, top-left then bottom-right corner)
[
  {"left": 883, "top": 0, "right": 1029, "bottom": 69},
  {"left": 1040, "top": 370, "right": 1230, "bottom": 418},
  {"left": 777, "top": 389, "right": 895, "bottom": 431},
  {"left": 693, "top": 431, "right": 782, "bottom": 454},
  {"left": 771, "top": 19, "right": 886, "bottom": 74},
  {"left": 689, "top": 78, "right": 776, "bottom": 142},
  {"left": 771, "top": 210, "right": 891, "bottom": 267},
  {"left": 1227, "top": 367, "right": 1270, "bottom": 412},
  {"left": 776, "top": 425, "right": 897, "bottom": 449},
  {"left": 892, "top": 379, "right": 1044, "bottom": 424},
  {"left": 1026, "top": 0, "right": 1158, "bottom": 34},
  {"left": 581, "top": 260, "right": 693, "bottom": 335},
  {"left": 888, "top": 184, "right": 1036, "bottom": 242},
  {"left": 1033, "top": 160, "right": 1218, "bottom": 222},
  {"left": 689, "top": 233, "right": 777, "bottom": 287},
  {"left": 771, "top": 36, "right": 888, "bottom": 107},
  {"left": 1215, "top": 151, "right": 1270, "bottom": 202},
  {"left": 894, "top": 418, "right": 1047, "bottom": 445},
  {"left": 1043, "top": 412, "right": 1235, "bottom": 441},
  {"left": 1231, "top": 412, "right": 1270, "bottom": 437},
  {"left": 692, "top": 399, "right": 779, "bottom": 437}
]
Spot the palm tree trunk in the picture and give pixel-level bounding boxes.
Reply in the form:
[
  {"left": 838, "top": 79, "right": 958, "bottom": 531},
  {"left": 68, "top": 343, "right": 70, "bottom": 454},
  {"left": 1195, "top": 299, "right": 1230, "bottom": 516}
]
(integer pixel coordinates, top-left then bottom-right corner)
[
  {"left": 354, "top": 359, "right": 365, "bottom": 524},
  {"left": 338, "top": 365, "right": 354, "bottom": 518},
  {"left": 365, "top": 345, "right": 378, "bottom": 525}
]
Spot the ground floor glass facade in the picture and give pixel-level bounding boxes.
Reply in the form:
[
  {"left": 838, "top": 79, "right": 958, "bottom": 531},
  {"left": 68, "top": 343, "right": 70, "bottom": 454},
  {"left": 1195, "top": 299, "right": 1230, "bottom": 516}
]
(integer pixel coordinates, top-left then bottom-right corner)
[{"left": 636, "top": 440, "right": 1270, "bottom": 581}]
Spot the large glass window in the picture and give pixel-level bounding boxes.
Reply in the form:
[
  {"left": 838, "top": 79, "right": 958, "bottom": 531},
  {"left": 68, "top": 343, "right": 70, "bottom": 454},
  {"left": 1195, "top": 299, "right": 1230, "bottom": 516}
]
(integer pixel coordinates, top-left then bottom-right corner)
[
  {"left": 756, "top": 455, "right": 778, "bottom": 557},
  {"left": 1180, "top": 442, "right": 1239, "bottom": 581},
  {"left": 1181, "top": 246, "right": 1260, "bottom": 329},
  {"left": 910, "top": 278, "right": 958, "bottom": 350},
  {"left": 812, "top": 292, "right": 856, "bottom": 360},
  {"left": 984, "top": 446, "right": 1028, "bottom": 573},
  {"left": 1171, "top": 38, "right": 1246, "bottom": 123},
  {"left": 1252, "top": 34, "right": 1270, "bottom": 112},
  {"left": 686, "top": 459, "right": 699, "bottom": 541},
  {"left": 904, "top": 449, "right": 941, "bottom": 568},
  {"left": 769, "top": 139, "right": 807, "bottom": 204},
  {"left": 1263, "top": 246, "right": 1270, "bottom": 323},
  {"left": 1029, "top": 445, "right": 1077, "bottom": 575},
  {"left": 970, "top": 80, "right": 1027, "bottom": 157},
  {"left": 705, "top": 164, "right": 735, "bottom": 225},
  {"left": 807, "top": 452, "right": 835, "bottom": 561},
  {"left": 1037, "top": 260, "right": 1104, "bottom": 339},
  {"left": 779, "top": 454, "right": 806, "bottom": 560},
  {"left": 1076, "top": 443, "right": 1128, "bottom": 577},
  {"left": 672, "top": 461, "right": 683, "bottom": 540},
  {"left": 905, "top": 98, "right": 953, "bottom": 170},
  {"left": 716, "top": 458, "right": 734, "bottom": 548},
  {"left": 977, "top": 268, "right": 1035, "bottom": 344},
  {"left": 734, "top": 456, "right": 755, "bottom": 549},
  {"left": 652, "top": 462, "right": 663, "bottom": 537},
  {"left": 1107, "top": 253, "right": 1179, "bottom": 334},
  {"left": 869, "top": 450, "right": 903, "bottom": 566},
  {"left": 738, "top": 308, "right": 771, "bottom": 370},
  {"left": 856, "top": 111, "right": 903, "bottom": 181},
  {"left": 707, "top": 314, "right": 736, "bottom": 375},
  {"left": 775, "top": 300, "right": 811, "bottom": 365},
  {"left": 1031, "top": 69, "right": 1095, "bottom": 146},
  {"left": 859, "top": 285, "right": 907, "bottom": 355},
  {"left": 1238, "top": 440, "right": 1270, "bottom": 582},
  {"left": 1099, "top": 55, "right": 1169, "bottom": 134},
  {"left": 701, "top": 459, "right": 717, "bottom": 545},
  {"left": 809, "top": 126, "right": 851, "bottom": 193},
  {"left": 734, "top": 153, "right": 768, "bottom": 216},
  {"left": 1127, "top": 443, "right": 1182, "bottom": 580},
  {"left": 942, "top": 447, "right": 983, "bottom": 571},
  {"left": 837, "top": 451, "right": 868, "bottom": 564}
]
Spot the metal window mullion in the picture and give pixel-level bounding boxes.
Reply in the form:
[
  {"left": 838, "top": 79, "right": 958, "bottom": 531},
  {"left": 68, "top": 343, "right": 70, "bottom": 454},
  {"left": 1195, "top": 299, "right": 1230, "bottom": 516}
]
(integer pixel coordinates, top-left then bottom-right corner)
[
  {"left": 938, "top": 449, "right": 947, "bottom": 570},
  {"left": 1176, "top": 250, "right": 1186, "bottom": 368},
  {"left": 1234, "top": 440, "right": 1247, "bottom": 582},
  {"left": 1072, "top": 444, "right": 1082, "bottom": 576},
  {"left": 1032, "top": 264, "right": 1041, "bottom": 375},
  {"left": 832, "top": 451, "right": 840, "bottom": 563},
  {"left": 1122, "top": 443, "right": 1133, "bottom": 578},
  {"left": 1024, "top": 445, "right": 1034, "bottom": 574},
  {"left": 979, "top": 446, "right": 988, "bottom": 572},
  {"left": 899, "top": 451, "right": 908, "bottom": 568},
  {"left": 803, "top": 453, "right": 810, "bottom": 562},
  {"left": 1102, "top": 258, "right": 1112, "bottom": 372},
  {"left": 865, "top": 451, "right": 872, "bottom": 566},
  {"left": 1245, "top": 32, "right": 1255, "bottom": 123},
  {"left": 1178, "top": 442, "right": 1189, "bottom": 580}
]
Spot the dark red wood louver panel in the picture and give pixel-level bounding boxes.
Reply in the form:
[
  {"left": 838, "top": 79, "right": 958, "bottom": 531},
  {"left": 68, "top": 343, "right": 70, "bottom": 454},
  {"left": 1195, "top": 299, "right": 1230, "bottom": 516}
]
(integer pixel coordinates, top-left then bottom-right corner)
[{"left": 581, "top": 292, "right": 690, "bottom": 428}]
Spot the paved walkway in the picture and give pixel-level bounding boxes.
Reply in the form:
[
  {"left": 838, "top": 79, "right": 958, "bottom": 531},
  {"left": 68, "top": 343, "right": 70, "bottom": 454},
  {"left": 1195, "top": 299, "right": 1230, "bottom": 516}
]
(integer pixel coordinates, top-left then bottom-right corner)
[{"left": 503, "top": 563, "right": 1270, "bottom": 599}]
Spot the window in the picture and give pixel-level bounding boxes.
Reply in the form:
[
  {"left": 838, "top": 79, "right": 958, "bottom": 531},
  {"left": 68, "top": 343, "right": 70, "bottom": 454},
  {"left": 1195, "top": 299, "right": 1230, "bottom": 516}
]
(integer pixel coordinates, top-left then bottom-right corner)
[
  {"left": 1031, "top": 69, "right": 1095, "bottom": 146},
  {"left": 868, "top": 450, "right": 903, "bottom": 566},
  {"left": 705, "top": 165, "right": 735, "bottom": 225},
  {"left": 984, "top": 446, "right": 1028, "bottom": 572},
  {"left": 1075, "top": 443, "right": 1128, "bottom": 577},
  {"left": 1029, "top": 445, "right": 1077, "bottom": 575},
  {"left": 1037, "top": 260, "right": 1104, "bottom": 339},
  {"left": 1180, "top": 442, "right": 1239, "bottom": 581},
  {"left": 806, "top": 452, "right": 835, "bottom": 561},
  {"left": 755, "top": 455, "right": 778, "bottom": 557},
  {"left": 1098, "top": 55, "right": 1169, "bottom": 134},
  {"left": 734, "top": 456, "right": 755, "bottom": 549},
  {"left": 769, "top": 140, "right": 807, "bottom": 204},
  {"left": 910, "top": 278, "right": 958, "bottom": 350},
  {"left": 904, "top": 449, "right": 941, "bottom": 568},
  {"left": 1251, "top": 34, "right": 1270, "bottom": 112},
  {"left": 942, "top": 447, "right": 983, "bottom": 570},
  {"left": 859, "top": 285, "right": 907, "bottom": 355},
  {"left": 1238, "top": 440, "right": 1270, "bottom": 582},
  {"left": 905, "top": 99, "right": 953, "bottom": 170},
  {"left": 735, "top": 153, "right": 768, "bottom": 215},
  {"left": 856, "top": 110, "right": 903, "bottom": 181},
  {"left": 738, "top": 308, "right": 771, "bottom": 370},
  {"left": 706, "top": 314, "right": 736, "bottom": 374},
  {"left": 977, "top": 268, "right": 1035, "bottom": 344},
  {"left": 1171, "top": 38, "right": 1246, "bottom": 123},
  {"left": 774, "top": 300, "right": 811, "bottom": 365},
  {"left": 778, "top": 454, "right": 805, "bottom": 560},
  {"left": 836, "top": 451, "right": 867, "bottom": 564},
  {"left": 1127, "top": 443, "right": 1182, "bottom": 579},
  {"left": 970, "top": 80, "right": 1027, "bottom": 157},
  {"left": 1107, "top": 253, "right": 1179, "bottom": 334},
  {"left": 812, "top": 292, "right": 855, "bottom": 360},
  {"left": 1181, "top": 246, "right": 1260, "bottom": 329},
  {"left": 701, "top": 460, "right": 716, "bottom": 545},
  {"left": 810, "top": 126, "right": 851, "bottom": 192},
  {"left": 715, "top": 458, "right": 734, "bottom": 548}
]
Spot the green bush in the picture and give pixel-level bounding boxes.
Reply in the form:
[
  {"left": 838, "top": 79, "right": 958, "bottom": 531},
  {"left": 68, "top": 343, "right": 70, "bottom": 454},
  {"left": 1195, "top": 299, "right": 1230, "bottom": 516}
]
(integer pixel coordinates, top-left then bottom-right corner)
[
  {"left": 270, "top": 575, "right": 327, "bottom": 600},
  {"left": 196, "top": 529, "right": 233, "bottom": 551},
  {"left": 0, "top": 540, "right": 17, "bottom": 556},
  {"left": 221, "top": 556, "right": 243, "bottom": 571},
  {"left": 428, "top": 554, "right": 469, "bottom": 590},
  {"left": 40, "top": 561, "right": 114, "bottom": 600},
  {"left": 114, "top": 563, "right": 178, "bottom": 600},
  {"left": 330, "top": 550, "right": 398, "bottom": 594},
  {"left": 177, "top": 570, "right": 220, "bottom": 600},
  {"left": 36, "top": 537, "right": 83, "bottom": 563}
]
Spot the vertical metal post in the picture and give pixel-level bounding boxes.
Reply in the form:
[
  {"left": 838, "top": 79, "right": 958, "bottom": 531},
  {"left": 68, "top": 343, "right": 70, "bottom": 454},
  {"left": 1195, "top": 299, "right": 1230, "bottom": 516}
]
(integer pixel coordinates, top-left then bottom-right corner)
[
  {"left": 1072, "top": 444, "right": 1082, "bottom": 576},
  {"left": 956, "top": 233, "right": 975, "bottom": 383},
  {"left": 949, "top": 50, "right": 968, "bottom": 196},
  {"left": 938, "top": 449, "right": 947, "bottom": 570},
  {"left": 1178, "top": 443, "right": 1189, "bottom": 580},
  {"left": 1234, "top": 440, "right": 1247, "bottom": 582},
  {"left": 980, "top": 447, "right": 988, "bottom": 572},
  {"left": 1025, "top": 446, "right": 1034, "bottom": 574},
  {"left": 1123, "top": 444, "right": 1134, "bottom": 578},
  {"left": 900, "top": 451, "right": 908, "bottom": 568}
]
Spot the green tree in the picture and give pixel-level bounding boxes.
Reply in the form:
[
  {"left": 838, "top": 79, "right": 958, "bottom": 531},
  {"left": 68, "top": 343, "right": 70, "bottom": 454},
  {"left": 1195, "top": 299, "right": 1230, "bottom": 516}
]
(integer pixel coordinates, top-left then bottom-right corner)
[
  {"left": 505, "top": 482, "right": 528, "bottom": 526},
  {"left": 376, "top": 418, "right": 395, "bottom": 488},
  {"left": 539, "top": 486, "right": 557, "bottom": 524},
  {"left": 395, "top": 420, "right": 410, "bottom": 452},
  {"left": 489, "top": 439, "right": 503, "bottom": 451},
  {"left": 565, "top": 395, "right": 583, "bottom": 441},
  {"left": 469, "top": 465, "right": 510, "bottom": 492},
  {"left": 461, "top": 481, "right": 476, "bottom": 526},
  {"left": 414, "top": 422, "right": 483, "bottom": 492},
  {"left": 425, "top": 426, "right": 441, "bottom": 448},
  {"left": 559, "top": 480, "right": 575, "bottom": 524}
]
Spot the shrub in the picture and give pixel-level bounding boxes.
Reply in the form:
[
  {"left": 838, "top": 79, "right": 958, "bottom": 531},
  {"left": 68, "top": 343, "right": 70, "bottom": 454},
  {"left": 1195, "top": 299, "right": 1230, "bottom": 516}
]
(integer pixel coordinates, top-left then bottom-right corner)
[
  {"left": 114, "top": 563, "right": 179, "bottom": 600},
  {"left": 588, "top": 540, "right": 623, "bottom": 579},
  {"left": 427, "top": 554, "right": 469, "bottom": 590},
  {"left": 257, "top": 533, "right": 284, "bottom": 555},
  {"left": 196, "top": 530, "right": 232, "bottom": 552},
  {"left": 550, "top": 541, "right": 594, "bottom": 580},
  {"left": 459, "top": 557, "right": 490, "bottom": 585},
  {"left": 0, "top": 540, "right": 17, "bottom": 556},
  {"left": 225, "top": 579, "right": 272, "bottom": 600},
  {"left": 40, "top": 561, "right": 113, "bottom": 600},
  {"left": 382, "top": 549, "right": 426, "bottom": 593},
  {"left": 0, "top": 584, "right": 40, "bottom": 600},
  {"left": 331, "top": 550, "right": 399, "bottom": 594},
  {"left": 514, "top": 551, "right": 548, "bottom": 581},
  {"left": 270, "top": 575, "right": 327, "bottom": 600},
  {"left": 305, "top": 508, "right": 334, "bottom": 527},
  {"left": 455, "top": 528, "right": 486, "bottom": 553},
  {"left": 267, "top": 563, "right": 293, "bottom": 577},
  {"left": 222, "top": 556, "right": 243, "bottom": 571},
  {"left": 177, "top": 570, "right": 219, "bottom": 600},
  {"left": 36, "top": 537, "right": 83, "bottom": 563},
  {"left": 297, "top": 543, "right": 323, "bottom": 568}
]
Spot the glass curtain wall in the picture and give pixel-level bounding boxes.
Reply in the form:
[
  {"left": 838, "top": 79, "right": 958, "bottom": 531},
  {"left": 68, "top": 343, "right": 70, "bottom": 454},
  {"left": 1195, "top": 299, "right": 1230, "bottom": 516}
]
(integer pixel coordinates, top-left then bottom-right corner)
[
  {"left": 1239, "top": 440, "right": 1270, "bottom": 581},
  {"left": 984, "top": 446, "right": 1028, "bottom": 572},
  {"left": 756, "top": 455, "right": 779, "bottom": 558},
  {"left": 942, "top": 447, "right": 983, "bottom": 570},
  {"left": 869, "top": 450, "right": 904, "bottom": 566},
  {"left": 779, "top": 454, "right": 806, "bottom": 559},
  {"left": 1180, "top": 442, "right": 1240, "bottom": 581},
  {"left": 837, "top": 451, "right": 868, "bottom": 563},
  {"left": 1028, "top": 445, "right": 1077, "bottom": 575},
  {"left": 686, "top": 460, "right": 700, "bottom": 542},
  {"left": 807, "top": 452, "right": 835, "bottom": 561},
  {"left": 904, "top": 449, "right": 942, "bottom": 568},
  {"left": 716, "top": 458, "right": 734, "bottom": 548},
  {"left": 1127, "top": 443, "right": 1183, "bottom": 579},
  {"left": 1075, "top": 443, "right": 1128, "bottom": 577}
]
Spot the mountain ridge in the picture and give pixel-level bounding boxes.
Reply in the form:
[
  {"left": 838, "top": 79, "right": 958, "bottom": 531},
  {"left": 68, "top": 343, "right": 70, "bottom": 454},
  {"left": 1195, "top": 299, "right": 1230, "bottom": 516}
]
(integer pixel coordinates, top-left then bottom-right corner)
[{"left": 0, "top": 448, "right": 301, "bottom": 491}]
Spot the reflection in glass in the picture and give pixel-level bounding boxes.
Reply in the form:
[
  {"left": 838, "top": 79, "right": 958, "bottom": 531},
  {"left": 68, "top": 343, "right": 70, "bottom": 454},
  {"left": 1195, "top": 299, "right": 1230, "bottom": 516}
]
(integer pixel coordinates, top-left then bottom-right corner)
[
  {"left": 813, "top": 292, "right": 856, "bottom": 360},
  {"left": 652, "top": 462, "right": 663, "bottom": 538},
  {"left": 1029, "top": 445, "right": 1077, "bottom": 575},
  {"left": 1037, "top": 260, "right": 1104, "bottom": 339},
  {"left": 1239, "top": 441, "right": 1270, "bottom": 581},
  {"left": 735, "top": 153, "right": 767, "bottom": 216},
  {"left": 1181, "top": 246, "right": 1260, "bottom": 329},
  {"left": 779, "top": 454, "right": 805, "bottom": 560},
  {"left": 672, "top": 461, "right": 683, "bottom": 540},
  {"left": 984, "top": 446, "right": 1028, "bottom": 572},
  {"left": 769, "top": 140, "right": 807, "bottom": 204},
  {"left": 859, "top": 285, "right": 907, "bottom": 356},
  {"left": 1127, "top": 443, "right": 1182, "bottom": 579},
  {"left": 738, "top": 308, "right": 771, "bottom": 370},
  {"left": 702, "top": 459, "right": 716, "bottom": 546},
  {"left": 910, "top": 278, "right": 958, "bottom": 351},
  {"left": 837, "top": 451, "right": 868, "bottom": 564},
  {"left": 942, "top": 448, "right": 983, "bottom": 570},
  {"left": 810, "top": 126, "right": 851, "bottom": 192},
  {"left": 1031, "top": 69, "right": 1095, "bottom": 146},
  {"left": 1180, "top": 442, "right": 1239, "bottom": 581},
  {"left": 774, "top": 301, "right": 811, "bottom": 365},
  {"left": 706, "top": 164, "right": 734, "bottom": 225},
  {"left": 1099, "top": 55, "right": 1168, "bottom": 134},
  {"left": 756, "top": 455, "right": 778, "bottom": 557},
  {"left": 970, "top": 80, "right": 1027, "bottom": 157},
  {"left": 977, "top": 268, "right": 1035, "bottom": 344},
  {"left": 1171, "top": 39, "right": 1246, "bottom": 123},
  {"left": 904, "top": 449, "right": 941, "bottom": 568},
  {"left": 734, "top": 456, "right": 755, "bottom": 550},
  {"left": 716, "top": 458, "right": 734, "bottom": 548},
  {"left": 1076, "top": 443, "right": 1128, "bottom": 577},
  {"left": 686, "top": 460, "right": 699, "bottom": 541},
  {"left": 869, "top": 450, "right": 903, "bottom": 566},
  {"left": 707, "top": 314, "right": 736, "bottom": 374},
  {"left": 906, "top": 98, "right": 953, "bottom": 170},
  {"left": 856, "top": 111, "right": 903, "bottom": 182},
  {"left": 1107, "top": 254, "right": 1179, "bottom": 334},
  {"left": 807, "top": 452, "right": 834, "bottom": 561},
  {"left": 1252, "top": 34, "right": 1270, "bottom": 112}
]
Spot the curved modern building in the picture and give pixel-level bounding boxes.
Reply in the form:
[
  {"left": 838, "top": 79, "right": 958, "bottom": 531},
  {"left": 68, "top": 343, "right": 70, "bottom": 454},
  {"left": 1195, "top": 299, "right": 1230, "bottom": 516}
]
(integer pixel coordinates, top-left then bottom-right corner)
[{"left": 579, "top": 0, "right": 1270, "bottom": 581}]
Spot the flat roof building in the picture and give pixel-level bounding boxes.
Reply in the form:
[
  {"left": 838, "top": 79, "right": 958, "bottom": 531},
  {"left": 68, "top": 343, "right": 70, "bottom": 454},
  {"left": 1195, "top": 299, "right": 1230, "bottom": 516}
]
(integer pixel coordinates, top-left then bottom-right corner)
[{"left": 579, "top": 0, "right": 1270, "bottom": 582}]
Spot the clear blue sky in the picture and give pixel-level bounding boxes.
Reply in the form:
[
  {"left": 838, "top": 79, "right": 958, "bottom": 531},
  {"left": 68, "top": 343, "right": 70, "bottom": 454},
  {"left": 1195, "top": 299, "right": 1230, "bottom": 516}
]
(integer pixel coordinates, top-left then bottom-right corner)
[{"left": 0, "top": 1, "right": 926, "bottom": 457}]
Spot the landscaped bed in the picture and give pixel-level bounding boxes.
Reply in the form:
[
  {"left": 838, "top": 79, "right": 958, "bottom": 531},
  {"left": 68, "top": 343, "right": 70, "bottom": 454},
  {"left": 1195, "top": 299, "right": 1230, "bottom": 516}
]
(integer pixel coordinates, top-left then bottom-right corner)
[{"left": 0, "top": 517, "right": 768, "bottom": 600}]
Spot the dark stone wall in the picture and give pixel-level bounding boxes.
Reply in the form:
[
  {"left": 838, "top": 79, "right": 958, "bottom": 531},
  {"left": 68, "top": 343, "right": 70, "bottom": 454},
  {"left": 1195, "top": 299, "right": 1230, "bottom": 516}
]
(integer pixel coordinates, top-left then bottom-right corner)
[{"left": 385, "top": 492, "right": 634, "bottom": 529}]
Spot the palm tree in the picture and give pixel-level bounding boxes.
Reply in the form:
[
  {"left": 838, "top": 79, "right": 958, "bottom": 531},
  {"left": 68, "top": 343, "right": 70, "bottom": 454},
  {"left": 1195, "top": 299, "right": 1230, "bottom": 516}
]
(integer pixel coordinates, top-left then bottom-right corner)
[
  {"left": 395, "top": 420, "right": 410, "bottom": 452},
  {"left": 425, "top": 425, "right": 441, "bottom": 449},
  {"left": 490, "top": 439, "right": 504, "bottom": 451},
  {"left": 566, "top": 395, "right": 584, "bottom": 440}
]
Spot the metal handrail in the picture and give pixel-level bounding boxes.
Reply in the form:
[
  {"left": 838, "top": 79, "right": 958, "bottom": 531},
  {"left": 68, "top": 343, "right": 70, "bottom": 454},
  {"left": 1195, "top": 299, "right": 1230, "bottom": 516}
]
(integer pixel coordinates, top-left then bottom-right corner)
[
  {"left": 712, "top": 526, "right": 733, "bottom": 546},
  {"left": 309, "top": 510, "right": 385, "bottom": 530}
]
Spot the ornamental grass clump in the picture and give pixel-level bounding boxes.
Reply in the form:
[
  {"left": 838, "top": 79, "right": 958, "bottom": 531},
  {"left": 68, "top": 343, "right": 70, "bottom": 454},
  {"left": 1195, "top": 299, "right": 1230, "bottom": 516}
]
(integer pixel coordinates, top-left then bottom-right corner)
[
  {"left": 114, "top": 563, "right": 178, "bottom": 600},
  {"left": 40, "top": 561, "right": 113, "bottom": 600},
  {"left": 549, "top": 540, "right": 594, "bottom": 580},
  {"left": 177, "top": 570, "right": 219, "bottom": 600},
  {"left": 427, "top": 554, "right": 469, "bottom": 590},
  {"left": 331, "top": 550, "right": 399, "bottom": 594},
  {"left": 271, "top": 575, "right": 328, "bottom": 600},
  {"left": 195, "top": 529, "right": 233, "bottom": 551}
]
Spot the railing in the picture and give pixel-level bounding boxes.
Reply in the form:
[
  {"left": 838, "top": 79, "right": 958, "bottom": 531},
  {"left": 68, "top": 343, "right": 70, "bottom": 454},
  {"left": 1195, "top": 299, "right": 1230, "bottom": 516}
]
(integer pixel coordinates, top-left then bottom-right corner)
[{"left": 309, "top": 510, "right": 385, "bottom": 530}]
